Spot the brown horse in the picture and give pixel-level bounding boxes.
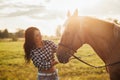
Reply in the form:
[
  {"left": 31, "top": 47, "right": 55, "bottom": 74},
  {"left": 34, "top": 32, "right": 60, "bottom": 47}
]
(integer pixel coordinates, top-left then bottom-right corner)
[{"left": 56, "top": 10, "right": 120, "bottom": 80}]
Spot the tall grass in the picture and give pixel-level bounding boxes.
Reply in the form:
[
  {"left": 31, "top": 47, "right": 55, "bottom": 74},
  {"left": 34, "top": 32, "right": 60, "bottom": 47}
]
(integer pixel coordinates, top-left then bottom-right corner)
[{"left": 0, "top": 40, "right": 109, "bottom": 80}]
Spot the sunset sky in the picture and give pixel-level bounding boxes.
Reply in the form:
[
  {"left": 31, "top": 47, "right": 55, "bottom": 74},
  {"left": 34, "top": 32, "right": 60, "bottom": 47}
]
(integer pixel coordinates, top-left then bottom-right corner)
[{"left": 0, "top": 0, "right": 120, "bottom": 36}]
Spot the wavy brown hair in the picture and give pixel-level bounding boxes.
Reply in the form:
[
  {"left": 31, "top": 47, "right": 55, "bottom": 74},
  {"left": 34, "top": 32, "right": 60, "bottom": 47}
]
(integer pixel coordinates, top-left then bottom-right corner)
[{"left": 24, "top": 27, "right": 39, "bottom": 63}]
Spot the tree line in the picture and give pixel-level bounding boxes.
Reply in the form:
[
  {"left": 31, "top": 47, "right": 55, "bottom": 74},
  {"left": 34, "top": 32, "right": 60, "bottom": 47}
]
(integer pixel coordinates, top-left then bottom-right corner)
[
  {"left": 1, "top": 18, "right": 118, "bottom": 41},
  {"left": 0, "top": 29, "right": 24, "bottom": 41},
  {"left": 0, "top": 25, "right": 62, "bottom": 41}
]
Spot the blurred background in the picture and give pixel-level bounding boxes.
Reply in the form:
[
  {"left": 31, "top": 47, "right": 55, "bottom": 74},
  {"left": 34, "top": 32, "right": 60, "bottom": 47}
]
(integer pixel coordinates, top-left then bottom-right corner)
[
  {"left": 0, "top": 0, "right": 120, "bottom": 80},
  {"left": 0, "top": 0, "right": 120, "bottom": 38}
]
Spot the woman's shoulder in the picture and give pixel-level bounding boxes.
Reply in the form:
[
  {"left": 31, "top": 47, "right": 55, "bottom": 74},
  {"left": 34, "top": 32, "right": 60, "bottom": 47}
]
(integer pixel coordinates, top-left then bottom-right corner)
[
  {"left": 31, "top": 40, "right": 52, "bottom": 51},
  {"left": 43, "top": 40, "right": 54, "bottom": 45},
  {"left": 30, "top": 48, "right": 38, "bottom": 54},
  {"left": 30, "top": 46, "right": 41, "bottom": 54}
]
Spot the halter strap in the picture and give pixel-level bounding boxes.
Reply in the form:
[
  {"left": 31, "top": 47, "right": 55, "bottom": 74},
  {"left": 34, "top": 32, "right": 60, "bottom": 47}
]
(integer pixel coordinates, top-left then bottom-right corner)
[
  {"left": 59, "top": 42, "right": 120, "bottom": 68},
  {"left": 59, "top": 43, "right": 77, "bottom": 53}
]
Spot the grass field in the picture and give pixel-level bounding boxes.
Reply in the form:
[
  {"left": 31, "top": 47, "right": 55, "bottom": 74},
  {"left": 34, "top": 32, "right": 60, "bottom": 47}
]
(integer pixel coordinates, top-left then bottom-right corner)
[{"left": 0, "top": 39, "right": 109, "bottom": 80}]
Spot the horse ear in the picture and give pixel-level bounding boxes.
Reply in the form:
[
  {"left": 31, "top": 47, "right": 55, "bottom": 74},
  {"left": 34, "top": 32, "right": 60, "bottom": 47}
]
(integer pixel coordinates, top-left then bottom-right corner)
[
  {"left": 73, "top": 9, "right": 78, "bottom": 16},
  {"left": 67, "top": 10, "right": 71, "bottom": 17}
]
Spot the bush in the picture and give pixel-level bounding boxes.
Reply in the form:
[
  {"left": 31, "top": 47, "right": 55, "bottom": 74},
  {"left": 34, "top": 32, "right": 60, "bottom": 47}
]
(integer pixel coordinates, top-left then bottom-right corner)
[{"left": 11, "top": 36, "right": 18, "bottom": 41}]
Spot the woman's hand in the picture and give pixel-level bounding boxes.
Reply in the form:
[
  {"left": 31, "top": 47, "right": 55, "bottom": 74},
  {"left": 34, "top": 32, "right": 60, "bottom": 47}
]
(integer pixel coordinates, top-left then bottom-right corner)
[{"left": 51, "top": 60, "right": 59, "bottom": 66}]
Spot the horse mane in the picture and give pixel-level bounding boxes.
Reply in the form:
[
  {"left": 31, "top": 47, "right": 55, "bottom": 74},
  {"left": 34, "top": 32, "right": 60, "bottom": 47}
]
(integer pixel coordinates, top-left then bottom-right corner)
[
  {"left": 84, "top": 16, "right": 120, "bottom": 39},
  {"left": 114, "top": 24, "right": 120, "bottom": 41},
  {"left": 82, "top": 16, "right": 115, "bottom": 27}
]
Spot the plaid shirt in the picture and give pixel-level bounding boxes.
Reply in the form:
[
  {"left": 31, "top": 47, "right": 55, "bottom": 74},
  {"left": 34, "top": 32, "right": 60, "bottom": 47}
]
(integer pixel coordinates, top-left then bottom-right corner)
[{"left": 30, "top": 40, "right": 57, "bottom": 71}]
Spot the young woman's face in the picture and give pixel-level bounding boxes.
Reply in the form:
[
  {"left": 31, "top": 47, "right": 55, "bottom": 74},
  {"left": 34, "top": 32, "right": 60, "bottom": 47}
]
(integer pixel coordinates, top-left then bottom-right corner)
[{"left": 34, "top": 30, "right": 42, "bottom": 43}]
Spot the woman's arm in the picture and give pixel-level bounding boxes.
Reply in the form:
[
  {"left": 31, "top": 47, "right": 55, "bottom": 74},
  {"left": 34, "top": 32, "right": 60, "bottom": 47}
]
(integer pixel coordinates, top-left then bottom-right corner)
[
  {"left": 47, "top": 40, "right": 59, "bottom": 65},
  {"left": 47, "top": 40, "right": 57, "bottom": 53},
  {"left": 30, "top": 51, "right": 52, "bottom": 70},
  {"left": 51, "top": 60, "right": 59, "bottom": 66}
]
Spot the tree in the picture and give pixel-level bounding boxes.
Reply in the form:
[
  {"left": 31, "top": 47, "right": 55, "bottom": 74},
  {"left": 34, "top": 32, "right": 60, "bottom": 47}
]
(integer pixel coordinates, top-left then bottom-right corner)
[
  {"left": 0, "top": 29, "right": 9, "bottom": 38},
  {"left": 15, "top": 29, "right": 24, "bottom": 38},
  {"left": 107, "top": 18, "right": 120, "bottom": 25},
  {"left": 56, "top": 25, "right": 61, "bottom": 37},
  {"left": 3, "top": 29, "right": 9, "bottom": 38},
  {"left": 11, "top": 34, "right": 18, "bottom": 41},
  {"left": 0, "top": 30, "right": 2, "bottom": 38},
  {"left": 113, "top": 19, "right": 120, "bottom": 25}
]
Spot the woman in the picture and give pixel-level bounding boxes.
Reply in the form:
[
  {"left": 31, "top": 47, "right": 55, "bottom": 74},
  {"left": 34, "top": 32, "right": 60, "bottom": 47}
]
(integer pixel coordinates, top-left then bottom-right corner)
[{"left": 23, "top": 27, "right": 59, "bottom": 80}]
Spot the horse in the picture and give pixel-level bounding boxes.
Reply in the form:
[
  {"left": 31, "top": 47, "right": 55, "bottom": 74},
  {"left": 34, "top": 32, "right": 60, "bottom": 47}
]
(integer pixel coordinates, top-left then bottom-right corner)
[{"left": 56, "top": 10, "right": 120, "bottom": 80}]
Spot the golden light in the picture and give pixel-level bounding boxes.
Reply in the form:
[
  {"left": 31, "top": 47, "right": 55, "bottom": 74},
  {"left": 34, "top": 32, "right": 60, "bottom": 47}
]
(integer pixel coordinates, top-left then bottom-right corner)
[
  {"left": 47, "top": 0, "right": 101, "bottom": 13},
  {"left": 1, "top": 0, "right": 119, "bottom": 36}
]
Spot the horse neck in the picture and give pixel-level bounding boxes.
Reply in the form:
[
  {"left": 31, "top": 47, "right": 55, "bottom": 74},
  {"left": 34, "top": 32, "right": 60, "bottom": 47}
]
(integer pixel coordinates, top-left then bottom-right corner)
[{"left": 81, "top": 17, "right": 119, "bottom": 64}]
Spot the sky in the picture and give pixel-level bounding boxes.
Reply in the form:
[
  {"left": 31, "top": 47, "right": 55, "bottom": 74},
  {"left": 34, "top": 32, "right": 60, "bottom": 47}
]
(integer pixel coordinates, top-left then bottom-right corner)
[{"left": 0, "top": 0, "right": 120, "bottom": 36}]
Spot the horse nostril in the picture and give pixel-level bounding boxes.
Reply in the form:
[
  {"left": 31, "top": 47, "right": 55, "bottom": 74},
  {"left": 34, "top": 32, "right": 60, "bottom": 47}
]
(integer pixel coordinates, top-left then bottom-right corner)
[
  {"left": 57, "top": 52, "right": 70, "bottom": 63},
  {"left": 57, "top": 54, "right": 62, "bottom": 62},
  {"left": 58, "top": 56, "right": 64, "bottom": 63},
  {"left": 57, "top": 55, "right": 69, "bottom": 63}
]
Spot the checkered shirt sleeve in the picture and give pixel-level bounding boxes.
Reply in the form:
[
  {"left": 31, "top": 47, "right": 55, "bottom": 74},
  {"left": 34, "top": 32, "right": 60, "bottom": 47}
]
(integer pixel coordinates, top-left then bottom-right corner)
[
  {"left": 46, "top": 40, "right": 57, "bottom": 52},
  {"left": 30, "top": 40, "right": 57, "bottom": 70},
  {"left": 30, "top": 50, "right": 52, "bottom": 70}
]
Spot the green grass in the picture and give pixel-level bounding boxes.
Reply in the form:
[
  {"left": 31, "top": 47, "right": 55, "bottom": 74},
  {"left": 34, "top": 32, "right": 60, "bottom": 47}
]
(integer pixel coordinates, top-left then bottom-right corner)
[{"left": 0, "top": 40, "right": 109, "bottom": 80}]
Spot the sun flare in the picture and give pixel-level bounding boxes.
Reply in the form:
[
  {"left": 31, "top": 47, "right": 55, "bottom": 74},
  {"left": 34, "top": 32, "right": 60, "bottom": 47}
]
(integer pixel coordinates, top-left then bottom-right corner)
[{"left": 0, "top": 0, "right": 119, "bottom": 36}]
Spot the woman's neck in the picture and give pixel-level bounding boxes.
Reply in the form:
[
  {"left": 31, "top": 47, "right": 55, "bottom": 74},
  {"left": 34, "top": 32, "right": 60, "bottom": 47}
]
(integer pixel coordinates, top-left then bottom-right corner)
[{"left": 36, "top": 40, "right": 44, "bottom": 48}]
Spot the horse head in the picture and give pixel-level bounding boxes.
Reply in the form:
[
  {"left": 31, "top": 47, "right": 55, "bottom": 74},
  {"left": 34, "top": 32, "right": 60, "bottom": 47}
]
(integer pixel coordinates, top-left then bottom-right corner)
[{"left": 57, "top": 10, "right": 85, "bottom": 63}]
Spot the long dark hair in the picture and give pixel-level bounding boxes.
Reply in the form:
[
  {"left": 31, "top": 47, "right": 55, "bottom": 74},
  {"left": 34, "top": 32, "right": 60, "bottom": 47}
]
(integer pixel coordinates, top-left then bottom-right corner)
[{"left": 24, "top": 27, "right": 39, "bottom": 63}]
